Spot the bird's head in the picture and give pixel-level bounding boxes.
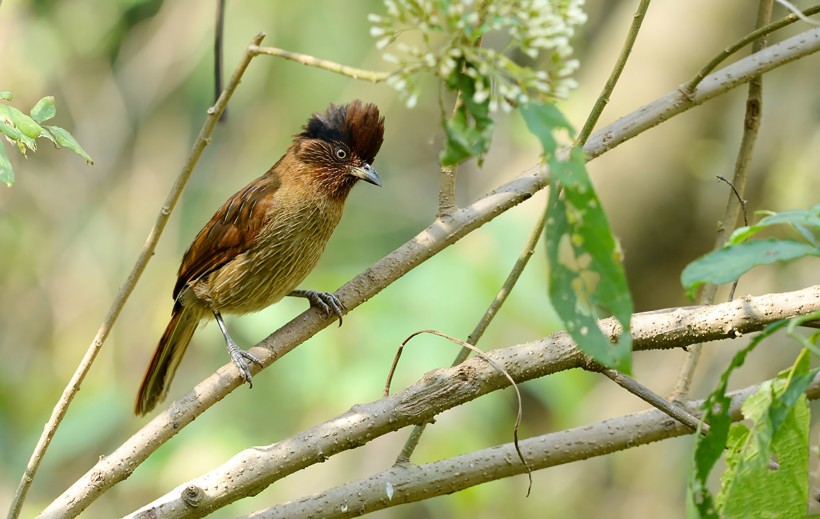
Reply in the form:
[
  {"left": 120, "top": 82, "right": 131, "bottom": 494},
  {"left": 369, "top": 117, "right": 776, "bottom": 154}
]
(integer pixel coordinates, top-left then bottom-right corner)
[{"left": 294, "top": 100, "right": 385, "bottom": 198}]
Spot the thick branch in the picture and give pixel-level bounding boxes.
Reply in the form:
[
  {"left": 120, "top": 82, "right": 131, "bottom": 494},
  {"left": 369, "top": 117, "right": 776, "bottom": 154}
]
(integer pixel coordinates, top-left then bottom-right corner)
[
  {"left": 128, "top": 286, "right": 820, "bottom": 518},
  {"left": 247, "top": 373, "right": 820, "bottom": 519},
  {"left": 38, "top": 27, "right": 820, "bottom": 517}
]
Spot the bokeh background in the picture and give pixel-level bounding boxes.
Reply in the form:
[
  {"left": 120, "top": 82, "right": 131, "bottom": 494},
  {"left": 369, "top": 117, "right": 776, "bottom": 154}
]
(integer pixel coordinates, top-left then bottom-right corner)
[{"left": 1, "top": 1, "right": 818, "bottom": 517}]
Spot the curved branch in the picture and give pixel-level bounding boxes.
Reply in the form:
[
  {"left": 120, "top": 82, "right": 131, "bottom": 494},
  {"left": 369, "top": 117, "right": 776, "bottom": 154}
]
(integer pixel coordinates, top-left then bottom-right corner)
[
  {"left": 38, "top": 25, "right": 820, "bottom": 517},
  {"left": 127, "top": 286, "right": 820, "bottom": 518},
  {"left": 247, "top": 373, "right": 820, "bottom": 519}
]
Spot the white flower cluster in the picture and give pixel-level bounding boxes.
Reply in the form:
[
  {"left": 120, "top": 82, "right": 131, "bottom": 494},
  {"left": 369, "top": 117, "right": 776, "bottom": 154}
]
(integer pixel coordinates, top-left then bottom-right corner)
[{"left": 369, "top": 0, "right": 587, "bottom": 111}]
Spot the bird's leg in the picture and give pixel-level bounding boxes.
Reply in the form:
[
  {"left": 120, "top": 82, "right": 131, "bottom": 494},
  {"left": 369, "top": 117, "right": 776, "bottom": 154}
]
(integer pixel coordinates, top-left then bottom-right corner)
[
  {"left": 288, "top": 289, "right": 346, "bottom": 326},
  {"left": 213, "top": 311, "right": 263, "bottom": 387}
]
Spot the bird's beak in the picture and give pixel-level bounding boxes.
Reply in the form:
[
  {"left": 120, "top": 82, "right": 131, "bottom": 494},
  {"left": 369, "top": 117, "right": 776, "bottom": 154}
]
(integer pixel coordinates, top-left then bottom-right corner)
[{"left": 349, "top": 163, "right": 382, "bottom": 187}]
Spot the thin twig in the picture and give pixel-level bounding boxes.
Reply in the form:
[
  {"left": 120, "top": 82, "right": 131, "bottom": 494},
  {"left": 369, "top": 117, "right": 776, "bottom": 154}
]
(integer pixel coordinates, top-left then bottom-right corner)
[
  {"left": 684, "top": 4, "right": 820, "bottom": 93},
  {"left": 597, "top": 367, "right": 708, "bottom": 434},
  {"left": 397, "top": 198, "right": 549, "bottom": 462},
  {"left": 671, "top": 1, "right": 773, "bottom": 400},
  {"left": 249, "top": 45, "right": 390, "bottom": 82},
  {"left": 384, "top": 329, "right": 532, "bottom": 496},
  {"left": 716, "top": 175, "right": 749, "bottom": 227},
  {"left": 576, "top": 0, "right": 652, "bottom": 145},
  {"left": 214, "top": 0, "right": 227, "bottom": 122},
  {"left": 6, "top": 32, "right": 268, "bottom": 519},
  {"left": 717, "top": 175, "right": 751, "bottom": 302}
]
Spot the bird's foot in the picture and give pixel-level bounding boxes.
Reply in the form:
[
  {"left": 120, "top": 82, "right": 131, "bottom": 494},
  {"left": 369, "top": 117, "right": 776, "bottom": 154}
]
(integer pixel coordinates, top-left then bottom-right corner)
[
  {"left": 289, "top": 289, "right": 346, "bottom": 326},
  {"left": 226, "top": 339, "right": 263, "bottom": 388}
]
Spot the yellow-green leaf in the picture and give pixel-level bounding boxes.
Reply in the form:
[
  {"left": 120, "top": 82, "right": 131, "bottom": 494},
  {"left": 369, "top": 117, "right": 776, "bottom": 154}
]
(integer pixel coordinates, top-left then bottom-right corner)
[
  {"left": 0, "top": 143, "right": 13, "bottom": 186},
  {"left": 30, "top": 96, "right": 57, "bottom": 124}
]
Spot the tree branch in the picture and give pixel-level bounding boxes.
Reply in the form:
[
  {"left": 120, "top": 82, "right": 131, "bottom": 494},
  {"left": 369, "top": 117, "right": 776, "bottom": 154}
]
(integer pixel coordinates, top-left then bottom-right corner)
[
  {"left": 245, "top": 373, "right": 820, "bottom": 519},
  {"left": 37, "top": 26, "right": 820, "bottom": 516},
  {"left": 125, "top": 286, "right": 820, "bottom": 518},
  {"left": 582, "top": 27, "right": 820, "bottom": 160}
]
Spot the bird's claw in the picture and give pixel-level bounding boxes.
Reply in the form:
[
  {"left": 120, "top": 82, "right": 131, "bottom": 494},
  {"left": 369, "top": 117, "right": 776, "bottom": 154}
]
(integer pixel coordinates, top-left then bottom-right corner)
[
  {"left": 226, "top": 340, "right": 263, "bottom": 388},
  {"left": 302, "top": 290, "right": 346, "bottom": 326}
]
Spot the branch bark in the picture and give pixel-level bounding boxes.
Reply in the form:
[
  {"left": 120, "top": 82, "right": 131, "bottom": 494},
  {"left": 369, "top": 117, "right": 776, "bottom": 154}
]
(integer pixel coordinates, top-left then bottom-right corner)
[
  {"left": 36, "top": 25, "right": 820, "bottom": 517},
  {"left": 125, "top": 286, "right": 820, "bottom": 518},
  {"left": 245, "top": 373, "right": 820, "bottom": 519}
]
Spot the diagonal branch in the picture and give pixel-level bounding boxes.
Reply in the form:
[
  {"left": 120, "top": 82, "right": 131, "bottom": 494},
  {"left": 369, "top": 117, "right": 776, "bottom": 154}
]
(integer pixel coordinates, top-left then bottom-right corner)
[
  {"left": 38, "top": 27, "right": 820, "bottom": 518},
  {"left": 126, "top": 286, "right": 820, "bottom": 518},
  {"left": 245, "top": 373, "right": 820, "bottom": 519},
  {"left": 583, "top": 27, "right": 820, "bottom": 160}
]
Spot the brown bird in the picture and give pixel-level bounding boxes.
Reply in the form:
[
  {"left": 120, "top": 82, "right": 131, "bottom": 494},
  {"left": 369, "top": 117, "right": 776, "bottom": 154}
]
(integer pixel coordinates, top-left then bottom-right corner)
[{"left": 135, "top": 100, "right": 385, "bottom": 415}]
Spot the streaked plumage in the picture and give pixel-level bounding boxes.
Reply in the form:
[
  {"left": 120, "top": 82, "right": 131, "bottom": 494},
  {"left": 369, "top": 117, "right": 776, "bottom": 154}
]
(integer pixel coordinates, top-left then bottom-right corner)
[{"left": 135, "top": 100, "right": 385, "bottom": 415}]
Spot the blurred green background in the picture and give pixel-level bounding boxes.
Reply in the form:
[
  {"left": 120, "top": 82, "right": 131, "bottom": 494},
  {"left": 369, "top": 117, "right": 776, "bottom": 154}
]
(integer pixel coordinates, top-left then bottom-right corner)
[{"left": 1, "top": 1, "right": 818, "bottom": 517}]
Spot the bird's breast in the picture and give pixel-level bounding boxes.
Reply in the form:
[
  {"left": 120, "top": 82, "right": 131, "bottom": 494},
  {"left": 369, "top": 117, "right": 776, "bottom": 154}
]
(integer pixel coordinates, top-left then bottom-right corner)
[{"left": 197, "top": 195, "right": 345, "bottom": 313}]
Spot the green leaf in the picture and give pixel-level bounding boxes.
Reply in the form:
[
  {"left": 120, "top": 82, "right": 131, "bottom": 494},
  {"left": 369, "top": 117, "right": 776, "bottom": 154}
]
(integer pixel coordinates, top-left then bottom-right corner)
[
  {"left": 544, "top": 147, "right": 633, "bottom": 372},
  {"left": 38, "top": 126, "right": 57, "bottom": 145},
  {"left": 686, "top": 319, "right": 789, "bottom": 519},
  {"left": 45, "top": 125, "right": 94, "bottom": 164},
  {"left": 681, "top": 239, "right": 819, "bottom": 299},
  {"left": 0, "top": 91, "right": 11, "bottom": 101},
  {"left": 520, "top": 102, "right": 574, "bottom": 157},
  {"left": 521, "top": 101, "right": 632, "bottom": 372},
  {"left": 30, "top": 96, "right": 57, "bottom": 124},
  {"left": 439, "top": 64, "right": 495, "bottom": 167},
  {"left": 0, "top": 104, "right": 43, "bottom": 139},
  {"left": 0, "top": 120, "right": 23, "bottom": 142},
  {"left": 0, "top": 142, "right": 13, "bottom": 187},
  {"left": 729, "top": 205, "right": 820, "bottom": 245},
  {"left": 719, "top": 352, "right": 812, "bottom": 517}
]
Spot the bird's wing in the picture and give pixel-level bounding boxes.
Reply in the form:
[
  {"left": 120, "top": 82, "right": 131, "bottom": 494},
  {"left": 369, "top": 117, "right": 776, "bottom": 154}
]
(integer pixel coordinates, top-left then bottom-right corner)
[{"left": 173, "top": 174, "right": 281, "bottom": 300}]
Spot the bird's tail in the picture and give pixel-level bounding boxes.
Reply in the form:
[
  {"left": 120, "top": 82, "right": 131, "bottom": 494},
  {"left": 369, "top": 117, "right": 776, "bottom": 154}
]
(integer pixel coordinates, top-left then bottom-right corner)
[{"left": 135, "top": 304, "right": 200, "bottom": 415}]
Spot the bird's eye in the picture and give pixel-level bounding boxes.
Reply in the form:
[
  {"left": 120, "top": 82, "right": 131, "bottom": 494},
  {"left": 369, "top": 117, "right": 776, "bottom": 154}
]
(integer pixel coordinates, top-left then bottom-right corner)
[{"left": 334, "top": 147, "right": 347, "bottom": 160}]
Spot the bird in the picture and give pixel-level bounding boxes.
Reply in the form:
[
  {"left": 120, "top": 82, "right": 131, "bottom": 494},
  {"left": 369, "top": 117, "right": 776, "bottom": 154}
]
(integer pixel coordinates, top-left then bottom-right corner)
[{"left": 134, "top": 100, "right": 385, "bottom": 415}]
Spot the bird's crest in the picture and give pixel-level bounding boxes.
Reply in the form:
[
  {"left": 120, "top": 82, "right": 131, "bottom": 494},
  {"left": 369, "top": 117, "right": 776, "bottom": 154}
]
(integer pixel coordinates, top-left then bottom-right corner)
[{"left": 299, "top": 100, "right": 385, "bottom": 164}]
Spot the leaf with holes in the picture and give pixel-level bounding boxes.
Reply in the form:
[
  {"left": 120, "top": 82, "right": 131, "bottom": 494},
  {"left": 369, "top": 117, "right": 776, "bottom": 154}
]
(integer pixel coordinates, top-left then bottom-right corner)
[{"left": 546, "top": 149, "right": 632, "bottom": 371}]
